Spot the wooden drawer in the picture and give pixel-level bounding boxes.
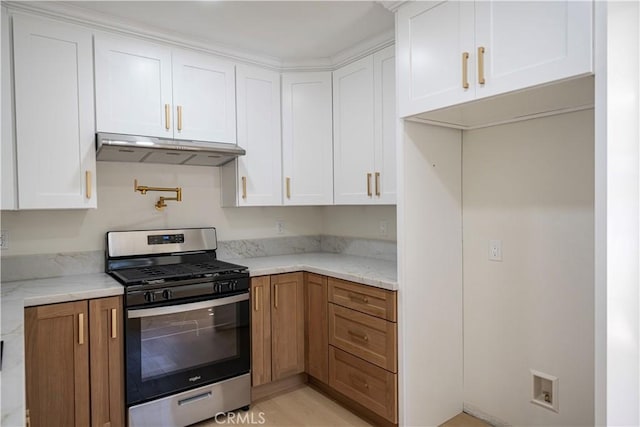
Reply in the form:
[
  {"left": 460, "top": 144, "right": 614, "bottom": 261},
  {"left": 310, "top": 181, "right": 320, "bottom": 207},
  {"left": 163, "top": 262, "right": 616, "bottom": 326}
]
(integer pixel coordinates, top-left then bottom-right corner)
[
  {"left": 329, "top": 303, "right": 397, "bottom": 372},
  {"left": 328, "top": 277, "right": 396, "bottom": 321},
  {"left": 329, "top": 346, "right": 397, "bottom": 424}
]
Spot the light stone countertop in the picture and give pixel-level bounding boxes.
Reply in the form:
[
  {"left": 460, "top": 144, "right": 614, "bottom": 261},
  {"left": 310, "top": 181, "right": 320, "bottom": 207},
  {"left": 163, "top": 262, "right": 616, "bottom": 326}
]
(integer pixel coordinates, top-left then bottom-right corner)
[
  {"left": 236, "top": 252, "right": 397, "bottom": 291},
  {"left": 0, "top": 252, "right": 396, "bottom": 425}
]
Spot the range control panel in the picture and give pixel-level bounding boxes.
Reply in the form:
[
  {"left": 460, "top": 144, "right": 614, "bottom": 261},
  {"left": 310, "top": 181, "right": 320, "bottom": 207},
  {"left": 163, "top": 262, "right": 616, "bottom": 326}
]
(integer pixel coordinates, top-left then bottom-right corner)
[{"left": 147, "top": 233, "right": 185, "bottom": 245}]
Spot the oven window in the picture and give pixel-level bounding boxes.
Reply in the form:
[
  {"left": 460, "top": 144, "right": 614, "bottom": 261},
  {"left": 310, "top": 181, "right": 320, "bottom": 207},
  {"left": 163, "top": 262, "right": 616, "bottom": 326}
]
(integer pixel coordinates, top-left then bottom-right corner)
[{"left": 140, "top": 304, "right": 239, "bottom": 381}]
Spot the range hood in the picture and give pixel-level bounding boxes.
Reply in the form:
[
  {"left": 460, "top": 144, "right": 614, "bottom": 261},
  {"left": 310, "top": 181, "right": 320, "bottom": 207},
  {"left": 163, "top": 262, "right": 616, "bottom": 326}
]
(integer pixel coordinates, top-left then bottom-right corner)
[{"left": 95, "top": 133, "right": 245, "bottom": 167}]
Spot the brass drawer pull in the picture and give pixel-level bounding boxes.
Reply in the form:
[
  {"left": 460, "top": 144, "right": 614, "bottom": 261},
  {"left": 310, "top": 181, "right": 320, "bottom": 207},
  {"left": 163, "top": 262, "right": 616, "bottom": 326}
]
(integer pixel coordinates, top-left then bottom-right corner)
[
  {"left": 111, "top": 308, "right": 117, "bottom": 339},
  {"left": 78, "top": 313, "right": 84, "bottom": 345},
  {"left": 274, "top": 284, "right": 279, "bottom": 309},
  {"left": 348, "top": 330, "right": 369, "bottom": 342},
  {"left": 348, "top": 293, "right": 369, "bottom": 304},
  {"left": 254, "top": 287, "right": 260, "bottom": 312},
  {"left": 462, "top": 52, "right": 470, "bottom": 89},
  {"left": 165, "top": 104, "right": 171, "bottom": 130},
  {"left": 367, "top": 173, "right": 372, "bottom": 197},
  {"left": 177, "top": 105, "right": 183, "bottom": 131},
  {"left": 478, "top": 46, "right": 486, "bottom": 85},
  {"left": 286, "top": 177, "right": 291, "bottom": 199},
  {"left": 85, "top": 170, "right": 92, "bottom": 199},
  {"left": 242, "top": 176, "right": 247, "bottom": 200},
  {"left": 375, "top": 172, "right": 380, "bottom": 196}
]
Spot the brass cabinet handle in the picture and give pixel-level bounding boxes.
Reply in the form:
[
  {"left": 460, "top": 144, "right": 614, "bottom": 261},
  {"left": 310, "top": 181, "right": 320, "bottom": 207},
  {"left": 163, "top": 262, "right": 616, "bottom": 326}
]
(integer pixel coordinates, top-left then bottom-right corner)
[
  {"left": 274, "top": 284, "right": 279, "bottom": 309},
  {"left": 165, "top": 104, "right": 171, "bottom": 130},
  {"left": 242, "top": 176, "right": 247, "bottom": 200},
  {"left": 478, "top": 46, "right": 486, "bottom": 85},
  {"left": 85, "top": 170, "right": 92, "bottom": 199},
  {"left": 462, "top": 52, "right": 470, "bottom": 89},
  {"left": 286, "top": 177, "right": 291, "bottom": 199},
  {"left": 26, "top": 409, "right": 31, "bottom": 427},
  {"left": 375, "top": 172, "right": 380, "bottom": 196},
  {"left": 367, "top": 173, "right": 372, "bottom": 197},
  {"left": 78, "top": 312, "right": 84, "bottom": 345},
  {"left": 254, "top": 287, "right": 260, "bottom": 311},
  {"left": 177, "top": 105, "right": 183, "bottom": 131},
  {"left": 348, "top": 330, "right": 369, "bottom": 342},
  {"left": 348, "top": 293, "right": 369, "bottom": 304},
  {"left": 111, "top": 308, "right": 117, "bottom": 339}
]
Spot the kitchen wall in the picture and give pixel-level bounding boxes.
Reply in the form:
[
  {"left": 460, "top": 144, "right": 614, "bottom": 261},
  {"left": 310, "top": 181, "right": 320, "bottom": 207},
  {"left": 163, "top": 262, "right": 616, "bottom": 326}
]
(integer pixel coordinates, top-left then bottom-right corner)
[
  {"left": 0, "top": 162, "right": 396, "bottom": 256},
  {"left": 462, "top": 110, "right": 594, "bottom": 425}
]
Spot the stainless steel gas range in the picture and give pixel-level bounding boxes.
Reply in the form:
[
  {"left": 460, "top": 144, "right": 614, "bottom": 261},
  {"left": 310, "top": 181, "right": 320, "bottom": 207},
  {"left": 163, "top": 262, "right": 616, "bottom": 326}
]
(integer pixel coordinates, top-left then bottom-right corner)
[{"left": 105, "top": 228, "right": 250, "bottom": 427}]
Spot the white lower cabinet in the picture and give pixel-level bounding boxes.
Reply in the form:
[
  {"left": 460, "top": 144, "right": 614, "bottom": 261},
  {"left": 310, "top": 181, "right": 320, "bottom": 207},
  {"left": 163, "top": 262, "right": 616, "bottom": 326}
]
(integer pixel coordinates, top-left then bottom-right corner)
[
  {"left": 222, "top": 65, "right": 282, "bottom": 207},
  {"left": 281, "top": 72, "right": 333, "bottom": 206},
  {"left": 333, "top": 46, "right": 396, "bottom": 205},
  {"left": 11, "top": 13, "right": 96, "bottom": 209}
]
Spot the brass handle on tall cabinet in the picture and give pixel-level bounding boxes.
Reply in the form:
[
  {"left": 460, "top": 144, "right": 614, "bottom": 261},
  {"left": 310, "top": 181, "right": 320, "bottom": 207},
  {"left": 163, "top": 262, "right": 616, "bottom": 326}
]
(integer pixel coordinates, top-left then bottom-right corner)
[
  {"left": 78, "top": 313, "right": 84, "bottom": 345},
  {"left": 462, "top": 52, "right": 470, "bottom": 89},
  {"left": 375, "top": 172, "right": 380, "bottom": 196},
  {"left": 165, "top": 104, "right": 171, "bottom": 130},
  {"left": 286, "top": 177, "right": 291, "bottom": 199},
  {"left": 478, "top": 46, "right": 486, "bottom": 85},
  {"left": 177, "top": 105, "right": 183, "bottom": 131},
  {"left": 85, "top": 171, "right": 92, "bottom": 199},
  {"left": 274, "top": 284, "right": 279, "bottom": 309},
  {"left": 242, "top": 176, "right": 247, "bottom": 200},
  {"left": 367, "top": 173, "right": 372, "bottom": 197},
  {"left": 111, "top": 308, "right": 117, "bottom": 339}
]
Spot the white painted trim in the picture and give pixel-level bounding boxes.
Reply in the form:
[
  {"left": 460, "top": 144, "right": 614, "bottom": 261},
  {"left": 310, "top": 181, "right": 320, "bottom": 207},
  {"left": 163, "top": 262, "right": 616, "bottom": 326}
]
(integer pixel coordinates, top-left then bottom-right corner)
[
  {"left": 3, "top": 0, "right": 394, "bottom": 72},
  {"left": 379, "top": 1, "right": 408, "bottom": 13},
  {"left": 407, "top": 104, "right": 594, "bottom": 131}
]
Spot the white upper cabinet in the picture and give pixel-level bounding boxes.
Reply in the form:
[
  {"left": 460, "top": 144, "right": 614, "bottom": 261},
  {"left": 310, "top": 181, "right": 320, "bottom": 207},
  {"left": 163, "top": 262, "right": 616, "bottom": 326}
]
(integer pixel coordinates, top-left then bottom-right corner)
[
  {"left": 223, "top": 65, "right": 282, "bottom": 206},
  {"left": 12, "top": 13, "right": 97, "bottom": 209},
  {"left": 282, "top": 72, "right": 333, "bottom": 206},
  {"left": 333, "top": 45, "right": 396, "bottom": 205},
  {"left": 95, "top": 34, "right": 173, "bottom": 138},
  {"left": 172, "top": 51, "right": 236, "bottom": 143},
  {"left": 95, "top": 34, "right": 236, "bottom": 143},
  {"left": 1, "top": 7, "right": 17, "bottom": 210},
  {"left": 397, "top": 0, "right": 593, "bottom": 118}
]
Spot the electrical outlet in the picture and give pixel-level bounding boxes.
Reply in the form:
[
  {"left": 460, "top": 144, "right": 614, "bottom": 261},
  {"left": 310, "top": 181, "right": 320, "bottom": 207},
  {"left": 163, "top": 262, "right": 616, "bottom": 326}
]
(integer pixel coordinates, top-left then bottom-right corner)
[
  {"left": 489, "top": 239, "right": 502, "bottom": 261},
  {"left": 379, "top": 220, "right": 388, "bottom": 237},
  {"left": 276, "top": 220, "right": 285, "bottom": 235},
  {"left": 0, "top": 230, "right": 8, "bottom": 250}
]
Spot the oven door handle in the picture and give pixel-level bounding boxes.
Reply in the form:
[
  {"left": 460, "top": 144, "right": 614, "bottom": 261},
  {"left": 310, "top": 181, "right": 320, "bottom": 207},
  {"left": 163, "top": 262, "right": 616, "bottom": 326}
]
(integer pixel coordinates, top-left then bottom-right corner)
[{"left": 127, "top": 293, "right": 249, "bottom": 319}]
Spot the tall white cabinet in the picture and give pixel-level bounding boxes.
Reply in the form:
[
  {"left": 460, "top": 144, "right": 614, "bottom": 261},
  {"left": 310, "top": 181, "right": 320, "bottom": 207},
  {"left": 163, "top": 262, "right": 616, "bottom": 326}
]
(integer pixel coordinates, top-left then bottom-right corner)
[
  {"left": 95, "top": 34, "right": 236, "bottom": 143},
  {"left": 222, "top": 65, "right": 282, "bottom": 206},
  {"left": 397, "top": 0, "right": 593, "bottom": 117},
  {"left": 12, "top": 13, "right": 97, "bottom": 209},
  {"left": 281, "top": 72, "right": 333, "bottom": 205},
  {"left": 1, "top": 6, "right": 16, "bottom": 210},
  {"left": 333, "top": 46, "right": 396, "bottom": 204}
]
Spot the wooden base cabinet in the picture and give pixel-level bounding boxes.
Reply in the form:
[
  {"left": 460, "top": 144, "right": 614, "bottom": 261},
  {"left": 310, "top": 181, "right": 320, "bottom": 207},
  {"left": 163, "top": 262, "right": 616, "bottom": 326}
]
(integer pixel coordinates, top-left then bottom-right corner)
[
  {"left": 250, "top": 273, "right": 305, "bottom": 387},
  {"left": 25, "top": 296, "right": 124, "bottom": 427},
  {"left": 305, "top": 273, "right": 328, "bottom": 383}
]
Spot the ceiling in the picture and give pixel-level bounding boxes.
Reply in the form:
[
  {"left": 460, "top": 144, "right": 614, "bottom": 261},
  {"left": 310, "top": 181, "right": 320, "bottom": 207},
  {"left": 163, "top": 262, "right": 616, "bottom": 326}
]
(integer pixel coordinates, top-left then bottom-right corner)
[{"left": 63, "top": 1, "right": 394, "bottom": 62}]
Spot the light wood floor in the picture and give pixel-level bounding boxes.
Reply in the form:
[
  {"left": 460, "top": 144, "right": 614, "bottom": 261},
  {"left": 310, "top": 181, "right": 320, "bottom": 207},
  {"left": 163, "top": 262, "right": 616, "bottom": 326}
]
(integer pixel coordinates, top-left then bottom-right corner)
[{"left": 193, "top": 385, "right": 490, "bottom": 427}]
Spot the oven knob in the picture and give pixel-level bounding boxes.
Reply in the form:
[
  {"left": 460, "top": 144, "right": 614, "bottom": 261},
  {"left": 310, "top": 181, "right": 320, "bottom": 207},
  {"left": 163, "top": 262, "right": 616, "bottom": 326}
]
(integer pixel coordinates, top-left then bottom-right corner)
[
  {"left": 213, "top": 284, "right": 220, "bottom": 293},
  {"left": 230, "top": 281, "right": 237, "bottom": 290},
  {"left": 143, "top": 292, "right": 155, "bottom": 303},
  {"left": 162, "top": 289, "right": 173, "bottom": 300}
]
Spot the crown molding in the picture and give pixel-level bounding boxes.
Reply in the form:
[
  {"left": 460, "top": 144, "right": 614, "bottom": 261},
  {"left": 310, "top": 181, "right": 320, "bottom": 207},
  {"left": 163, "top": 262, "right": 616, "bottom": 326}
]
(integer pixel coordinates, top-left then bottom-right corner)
[
  {"left": 379, "top": 1, "right": 408, "bottom": 13},
  {"left": 4, "top": 1, "right": 395, "bottom": 72}
]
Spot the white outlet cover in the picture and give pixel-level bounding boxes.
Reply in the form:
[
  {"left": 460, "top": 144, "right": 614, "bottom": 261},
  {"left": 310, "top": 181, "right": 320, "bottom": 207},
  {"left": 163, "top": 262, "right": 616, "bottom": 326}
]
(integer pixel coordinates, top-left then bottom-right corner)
[
  {"left": 0, "top": 230, "right": 7, "bottom": 249},
  {"left": 276, "top": 221, "right": 285, "bottom": 235},
  {"left": 489, "top": 239, "right": 502, "bottom": 261},
  {"left": 531, "top": 369, "right": 559, "bottom": 413}
]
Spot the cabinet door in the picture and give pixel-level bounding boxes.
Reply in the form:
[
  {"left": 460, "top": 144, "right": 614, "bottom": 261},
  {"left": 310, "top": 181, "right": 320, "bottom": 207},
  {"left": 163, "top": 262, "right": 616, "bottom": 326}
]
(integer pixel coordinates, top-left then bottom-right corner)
[
  {"left": 95, "top": 34, "right": 172, "bottom": 138},
  {"left": 282, "top": 72, "right": 333, "bottom": 205},
  {"left": 271, "top": 272, "right": 305, "bottom": 380},
  {"left": 235, "top": 65, "right": 282, "bottom": 206},
  {"left": 373, "top": 46, "right": 397, "bottom": 204},
  {"left": 251, "top": 277, "right": 272, "bottom": 386},
  {"left": 172, "top": 51, "right": 236, "bottom": 143},
  {"left": 397, "top": 1, "right": 475, "bottom": 117},
  {"left": 1, "top": 8, "right": 16, "bottom": 210},
  {"left": 89, "top": 296, "right": 124, "bottom": 427},
  {"left": 13, "top": 14, "right": 96, "bottom": 209},
  {"left": 305, "top": 273, "right": 328, "bottom": 383},
  {"left": 25, "top": 300, "right": 90, "bottom": 427},
  {"left": 333, "top": 56, "right": 376, "bottom": 204},
  {"left": 475, "top": 1, "right": 593, "bottom": 99}
]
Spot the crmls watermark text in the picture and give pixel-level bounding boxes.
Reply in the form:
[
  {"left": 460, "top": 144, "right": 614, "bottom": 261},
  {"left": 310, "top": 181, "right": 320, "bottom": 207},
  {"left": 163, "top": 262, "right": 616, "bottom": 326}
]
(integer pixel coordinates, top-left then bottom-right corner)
[{"left": 214, "top": 411, "right": 266, "bottom": 425}]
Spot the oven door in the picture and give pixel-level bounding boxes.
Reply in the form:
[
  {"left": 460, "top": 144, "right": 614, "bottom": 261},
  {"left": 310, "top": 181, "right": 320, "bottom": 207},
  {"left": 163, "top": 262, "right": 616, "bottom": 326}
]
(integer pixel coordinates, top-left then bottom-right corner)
[{"left": 125, "top": 292, "right": 250, "bottom": 405}]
